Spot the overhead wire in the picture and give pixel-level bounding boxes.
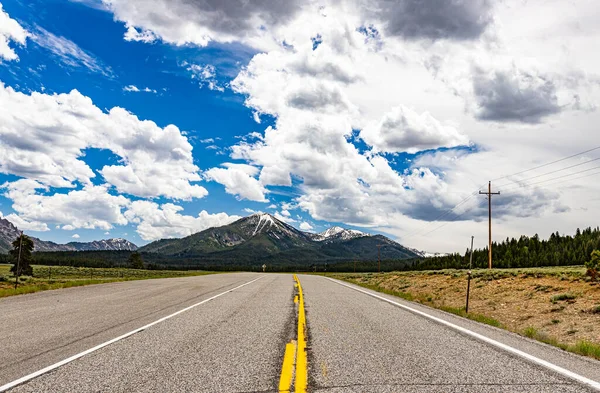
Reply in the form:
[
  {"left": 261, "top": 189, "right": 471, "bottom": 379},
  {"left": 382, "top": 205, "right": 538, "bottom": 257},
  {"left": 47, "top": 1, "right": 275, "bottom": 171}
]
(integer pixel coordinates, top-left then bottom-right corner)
[
  {"left": 496, "top": 156, "right": 600, "bottom": 188},
  {"left": 402, "top": 145, "right": 600, "bottom": 239},
  {"left": 490, "top": 145, "right": 600, "bottom": 182},
  {"left": 498, "top": 164, "right": 600, "bottom": 192}
]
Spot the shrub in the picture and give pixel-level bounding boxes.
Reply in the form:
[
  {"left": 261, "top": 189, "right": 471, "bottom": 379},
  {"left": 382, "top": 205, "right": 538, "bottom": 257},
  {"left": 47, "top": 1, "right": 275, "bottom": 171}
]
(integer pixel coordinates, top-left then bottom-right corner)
[
  {"left": 550, "top": 293, "right": 577, "bottom": 303},
  {"left": 523, "top": 326, "right": 537, "bottom": 338},
  {"left": 585, "top": 250, "right": 600, "bottom": 281}
]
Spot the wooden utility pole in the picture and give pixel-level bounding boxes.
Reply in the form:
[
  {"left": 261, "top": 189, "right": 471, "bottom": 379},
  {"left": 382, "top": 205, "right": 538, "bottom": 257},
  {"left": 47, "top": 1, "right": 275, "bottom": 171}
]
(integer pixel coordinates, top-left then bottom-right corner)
[
  {"left": 479, "top": 181, "right": 500, "bottom": 269},
  {"left": 466, "top": 236, "right": 474, "bottom": 313},
  {"left": 469, "top": 236, "right": 474, "bottom": 270},
  {"left": 377, "top": 244, "right": 382, "bottom": 273}
]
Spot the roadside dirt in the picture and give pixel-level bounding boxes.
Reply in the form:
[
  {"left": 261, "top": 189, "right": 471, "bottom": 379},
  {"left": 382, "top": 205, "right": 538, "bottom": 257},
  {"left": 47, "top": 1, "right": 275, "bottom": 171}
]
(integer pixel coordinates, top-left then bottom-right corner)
[{"left": 337, "top": 269, "right": 600, "bottom": 346}]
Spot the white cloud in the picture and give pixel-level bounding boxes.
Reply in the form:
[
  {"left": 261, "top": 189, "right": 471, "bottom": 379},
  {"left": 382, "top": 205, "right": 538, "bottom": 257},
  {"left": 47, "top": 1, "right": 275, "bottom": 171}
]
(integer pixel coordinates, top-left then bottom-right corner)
[
  {"left": 124, "top": 201, "right": 240, "bottom": 240},
  {"left": 0, "top": 3, "right": 29, "bottom": 61},
  {"left": 31, "top": 27, "right": 110, "bottom": 75},
  {"left": 0, "top": 83, "right": 207, "bottom": 200},
  {"left": 102, "top": 0, "right": 305, "bottom": 49},
  {"left": 204, "top": 165, "right": 268, "bottom": 202},
  {"left": 124, "top": 25, "right": 158, "bottom": 43},
  {"left": 4, "top": 213, "right": 49, "bottom": 232},
  {"left": 3, "top": 180, "right": 130, "bottom": 231},
  {"left": 123, "top": 85, "right": 157, "bottom": 93},
  {"left": 361, "top": 105, "right": 469, "bottom": 154},
  {"left": 185, "top": 63, "right": 224, "bottom": 92},
  {"left": 299, "top": 221, "right": 313, "bottom": 231},
  {"left": 104, "top": 231, "right": 110, "bottom": 235},
  {"left": 72, "top": 234, "right": 80, "bottom": 239}
]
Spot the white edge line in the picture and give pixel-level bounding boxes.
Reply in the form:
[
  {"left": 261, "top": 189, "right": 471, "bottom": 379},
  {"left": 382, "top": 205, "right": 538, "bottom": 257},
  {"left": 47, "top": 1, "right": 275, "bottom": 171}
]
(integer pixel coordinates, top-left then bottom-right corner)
[
  {"left": 323, "top": 276, "right": 600, "bottom": 391},
  {"left": 0, "top": 276, "right": 264, "bottom": 392}
]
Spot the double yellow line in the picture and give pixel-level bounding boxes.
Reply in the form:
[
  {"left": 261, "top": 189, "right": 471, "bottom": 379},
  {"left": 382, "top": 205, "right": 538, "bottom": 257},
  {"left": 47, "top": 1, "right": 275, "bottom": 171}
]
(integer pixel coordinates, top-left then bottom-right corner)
[{"left": 279, "top": 274, "right": 308, "bottom": 393}]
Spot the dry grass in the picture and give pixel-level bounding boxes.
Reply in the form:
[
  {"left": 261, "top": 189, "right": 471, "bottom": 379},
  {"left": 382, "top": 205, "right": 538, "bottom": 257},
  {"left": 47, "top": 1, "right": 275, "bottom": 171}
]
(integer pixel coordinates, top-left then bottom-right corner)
[{"left": 331, "top": 266, "right": 600, "bottom": 360}]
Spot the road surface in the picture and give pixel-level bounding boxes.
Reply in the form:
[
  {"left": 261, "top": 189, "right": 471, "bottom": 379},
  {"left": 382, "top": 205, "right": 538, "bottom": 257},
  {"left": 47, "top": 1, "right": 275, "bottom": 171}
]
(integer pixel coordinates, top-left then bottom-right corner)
[{"left": 1, "top": 273, "right": 599, "bottom": 392}]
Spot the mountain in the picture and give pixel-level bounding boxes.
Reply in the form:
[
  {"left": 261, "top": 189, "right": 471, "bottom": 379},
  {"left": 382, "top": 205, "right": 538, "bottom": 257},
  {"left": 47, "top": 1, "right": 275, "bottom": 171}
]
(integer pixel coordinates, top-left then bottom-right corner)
[
  {"left": 0, "top": 218, "right": 21, "bottom": 254},
  {"left": 406, "top": 247, "right": 448, "bottom": 258},
  {"left": 313, "top": 226, "right": 369, "bottom": 243},
  {"left": 139, "top": 213, "right": 420, "bottom": 264},
  {"left": 66, "top": 239, "right": 138, "bottom": 251},
  {"left": 140, "top": 213, "right": 314, "bottom": 255},
  {"left": 0, "top": 217, "right": 137, "bottom": 253}
]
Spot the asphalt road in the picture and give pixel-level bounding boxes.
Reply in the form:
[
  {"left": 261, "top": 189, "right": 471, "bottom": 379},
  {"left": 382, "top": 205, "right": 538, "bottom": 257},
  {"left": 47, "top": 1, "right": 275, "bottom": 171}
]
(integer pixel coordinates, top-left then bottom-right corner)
[{"left": 1, "top": 273, "right": 600, "bottom": 392}]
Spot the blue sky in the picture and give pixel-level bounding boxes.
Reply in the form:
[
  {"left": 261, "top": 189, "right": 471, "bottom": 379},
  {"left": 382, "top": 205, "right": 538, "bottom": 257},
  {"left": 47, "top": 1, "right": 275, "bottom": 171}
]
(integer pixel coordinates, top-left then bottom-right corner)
[{"left": 1, "top": 0, "right": 599, "bottom": 252}]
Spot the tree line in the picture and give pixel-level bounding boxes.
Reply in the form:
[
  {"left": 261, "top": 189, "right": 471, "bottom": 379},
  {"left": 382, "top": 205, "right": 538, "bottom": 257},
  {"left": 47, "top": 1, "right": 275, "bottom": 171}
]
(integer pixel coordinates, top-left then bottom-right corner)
[
  {"left": 411, "top": 226, "right": 600, "bottom": 271},
  {"left": 3, "top": 227, "right": 600, "bottom": 273}
]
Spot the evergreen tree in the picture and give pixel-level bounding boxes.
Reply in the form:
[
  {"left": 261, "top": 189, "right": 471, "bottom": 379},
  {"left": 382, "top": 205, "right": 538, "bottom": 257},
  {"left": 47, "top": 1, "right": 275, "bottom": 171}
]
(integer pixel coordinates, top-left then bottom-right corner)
[
  {"left": 10, "top": 234, "right": 34, "bottom": 276},
  {"left": 128, "top": 252, "right": 144, "bottom": 269}
]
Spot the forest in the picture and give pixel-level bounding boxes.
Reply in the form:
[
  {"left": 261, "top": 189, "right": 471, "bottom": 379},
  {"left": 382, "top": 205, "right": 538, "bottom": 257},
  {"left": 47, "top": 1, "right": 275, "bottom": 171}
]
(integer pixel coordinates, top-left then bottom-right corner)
[{"left": 412, "top": 226, "right": 600, "bottom": 271}]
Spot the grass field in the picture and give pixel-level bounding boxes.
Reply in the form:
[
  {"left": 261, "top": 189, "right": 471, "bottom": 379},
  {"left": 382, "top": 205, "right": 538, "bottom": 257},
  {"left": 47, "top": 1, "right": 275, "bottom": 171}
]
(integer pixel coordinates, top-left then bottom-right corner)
[
  {"left": 0, "top": 264, "right": 215, "bottom": 298},
  {"left": 330, "top": 266, "right": 600, "bottom": 361}
]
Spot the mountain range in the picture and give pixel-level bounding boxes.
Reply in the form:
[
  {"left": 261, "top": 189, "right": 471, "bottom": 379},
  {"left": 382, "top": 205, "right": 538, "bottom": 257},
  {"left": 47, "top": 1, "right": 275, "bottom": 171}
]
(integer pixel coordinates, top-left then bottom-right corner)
[
  {"left": 0, "top": 218, "right": 138, "bottom": 254},
  {"left": 1, "top": 213, "right": 421, "bottom": 265},
  {"left": 138, "top": 213, "right": 420, "bottom": 264}
]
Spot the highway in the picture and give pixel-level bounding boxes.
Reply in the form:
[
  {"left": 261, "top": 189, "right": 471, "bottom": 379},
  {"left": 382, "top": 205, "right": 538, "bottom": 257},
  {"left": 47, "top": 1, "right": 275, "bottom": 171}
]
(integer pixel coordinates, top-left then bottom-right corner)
[{"left": 1, "top": 273, "right": 599, "bottom": 392}]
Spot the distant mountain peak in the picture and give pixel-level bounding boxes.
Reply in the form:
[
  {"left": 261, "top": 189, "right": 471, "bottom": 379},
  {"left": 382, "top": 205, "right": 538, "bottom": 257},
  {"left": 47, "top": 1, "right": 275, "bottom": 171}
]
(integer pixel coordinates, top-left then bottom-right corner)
[
  {"left": 316, "top": 226, "right": 368, "bottom": 242},
  {"left": 0, "top": 216, "right": 138, "bottom": 253}
]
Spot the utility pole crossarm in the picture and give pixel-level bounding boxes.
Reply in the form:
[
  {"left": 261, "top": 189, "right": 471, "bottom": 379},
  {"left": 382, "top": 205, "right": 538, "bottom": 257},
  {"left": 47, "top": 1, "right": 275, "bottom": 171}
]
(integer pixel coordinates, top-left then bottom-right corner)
[{"left": 479, "top": 181, "right": 500, "bottom": 269}]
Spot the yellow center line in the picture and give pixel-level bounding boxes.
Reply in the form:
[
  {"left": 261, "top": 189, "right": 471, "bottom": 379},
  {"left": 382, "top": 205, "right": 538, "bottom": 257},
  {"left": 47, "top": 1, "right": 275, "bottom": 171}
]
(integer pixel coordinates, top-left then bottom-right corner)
[
  {"left": 278, "top": 340, "right": 297, "bottom": 392},
  {"left": 279, "top": 275, "right": 309, "bottom": 393},
  {"left": 295, "top": 274, "right": 308, "bottom": 393}
]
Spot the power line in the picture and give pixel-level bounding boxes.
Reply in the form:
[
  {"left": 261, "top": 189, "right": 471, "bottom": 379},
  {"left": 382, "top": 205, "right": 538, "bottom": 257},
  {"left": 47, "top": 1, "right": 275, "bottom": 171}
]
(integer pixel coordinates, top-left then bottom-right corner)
[
  {"left": 499, "top": 164, "right": 600, "bottom": 192},
  {"left": 496, "top": 156, "right": 600, "bottom": 188},
  {"left": 491, "top": 145, "right": 600, "bottom": 182}
]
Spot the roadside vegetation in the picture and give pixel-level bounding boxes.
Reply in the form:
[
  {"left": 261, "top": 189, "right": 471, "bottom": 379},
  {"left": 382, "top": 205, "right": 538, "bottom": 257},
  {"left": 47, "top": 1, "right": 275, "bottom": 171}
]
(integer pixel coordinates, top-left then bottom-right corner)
[
  {"left": 330, "top": 265, "right": 600, "bottom": 361},
  {"left": 0, "top": 264, "right": 214, "bottom": 298}
]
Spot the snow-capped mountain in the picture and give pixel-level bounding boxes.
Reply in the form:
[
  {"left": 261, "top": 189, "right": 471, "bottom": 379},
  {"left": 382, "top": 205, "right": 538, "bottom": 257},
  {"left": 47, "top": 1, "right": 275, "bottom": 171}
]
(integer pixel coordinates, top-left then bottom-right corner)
[
  {"left": 313, "top": 226, "right": 369, "bottom": 243},
  {"left": 0, "top": 217, "right": 137, "bottom": 253},
  {"left": 406, "top": 247, "right": 448, "bottom": 258},
  {"left": 67, "top": 238, "right": 138, "bottom": 251},
  {"left": 140, "top": 213, "right": 421, "bottom": 262}
]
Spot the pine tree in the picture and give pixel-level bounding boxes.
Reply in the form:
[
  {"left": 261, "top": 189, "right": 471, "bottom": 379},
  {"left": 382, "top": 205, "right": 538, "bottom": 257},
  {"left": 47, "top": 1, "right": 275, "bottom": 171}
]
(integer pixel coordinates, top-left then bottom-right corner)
[
  {"left": 10, "top": 234, "right": 34, "bottom": 276},
  {"left": 128, "top": 252, "right": 144, "bottom": 269}
]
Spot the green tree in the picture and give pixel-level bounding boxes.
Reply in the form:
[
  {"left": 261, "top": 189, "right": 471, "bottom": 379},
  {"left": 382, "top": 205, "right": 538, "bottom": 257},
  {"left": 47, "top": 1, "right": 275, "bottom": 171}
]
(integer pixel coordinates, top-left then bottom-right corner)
[
  {"left": 128, "top": 252, "right": 144, "bottom": 269},
  {"left": 10, "top": 234, "right": 34, "bottom": 276},
  {"left": 585, "top": 250, "right": 600, "bottom": 281}
]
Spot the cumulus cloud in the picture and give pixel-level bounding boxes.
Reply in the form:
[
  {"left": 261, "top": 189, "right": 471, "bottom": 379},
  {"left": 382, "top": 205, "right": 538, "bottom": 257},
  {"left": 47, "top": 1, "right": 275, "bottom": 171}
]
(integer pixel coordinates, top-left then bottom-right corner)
[
  {"left": 31, "top": 27, "right": 110, "bottom": 75},
  {"left": 361, "top": 105, "right": 469, "bottom": 154},
  {"left": 371, "top": 0, "right": 493, "bottom": 40},
  {"left": 204, "top": 164, "right": 268, "bottom": 202},
  {"left": 3, "top": 180, "right": 130, "bottom": 231},
  {"left": 0, "top": 83, "right": 207, "bottom": 200},
  {"left": 4, "top": 213, "right": 49, "bottom": 232},
  {"left": 72, "top": 234, "right": 80, "bottom": 239},
  {"left": 473, "top": 67, "right": 562, "bottom": 123},
  {"left": 124, "top": 201, "right": 240, "bottom": 240},
  {"left": 0, "top": 3, "right": 29, "bottom": 61},
  {"left": 103, "top": 0, "right": 304, "bottom": 48}
]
